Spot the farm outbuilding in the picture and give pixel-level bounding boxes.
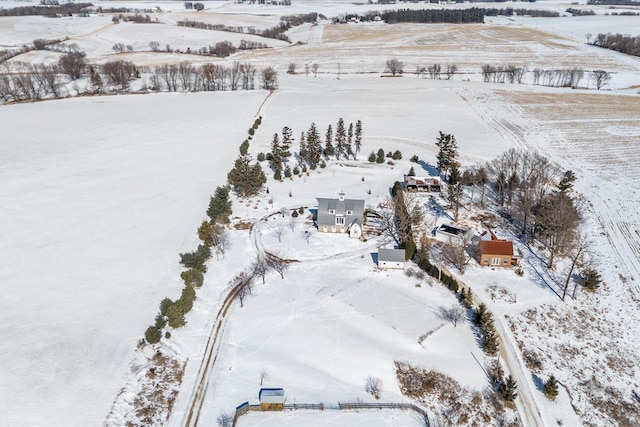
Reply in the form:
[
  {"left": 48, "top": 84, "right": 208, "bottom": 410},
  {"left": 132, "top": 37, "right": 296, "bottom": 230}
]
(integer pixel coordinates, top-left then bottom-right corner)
[
  {"left": 434, "top": 223, "right": 474, "bottom": 246},
  {"left": 378, "top": 248, "right": 406, "bottom": 269},
  {"left": 258, "top": 388, "right": 285, "bottom": 410}
]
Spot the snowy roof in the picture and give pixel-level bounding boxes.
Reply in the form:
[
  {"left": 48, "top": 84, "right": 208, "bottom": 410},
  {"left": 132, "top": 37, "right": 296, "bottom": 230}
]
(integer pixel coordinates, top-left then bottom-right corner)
[
  {"left": 316, "top": 196, "right": 365, "bottom": 228},
  {"left": 259, "top": 388, "right": 285, "bottom": 403},
  {"left": 378, "top": 248, "right": 406, "bottom": 263}
]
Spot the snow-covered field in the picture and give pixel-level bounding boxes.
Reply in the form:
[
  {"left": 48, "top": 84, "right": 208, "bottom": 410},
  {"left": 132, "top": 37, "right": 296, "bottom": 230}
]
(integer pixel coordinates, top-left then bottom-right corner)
[{"left": 1, "top": 1, "right": 640, "bottom": 426}]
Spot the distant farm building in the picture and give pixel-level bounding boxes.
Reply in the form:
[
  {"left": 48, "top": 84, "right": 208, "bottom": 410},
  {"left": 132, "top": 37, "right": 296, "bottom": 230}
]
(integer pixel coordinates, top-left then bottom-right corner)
[
  {"left": 258, "top": 388, "right": 285, "bottom": 411},
  {"left": 316, "top": 193, "right": 365, "bottom": 238},
  {"left": 378, "top": 248, "right": 406, "bottom": 269},
  {"left": 478, "top": 230, "right": 522, "bottom": 267},
  {"left": 434, "top": 223, "right": 474, "bottom": 246},
  {"left": 404, "top": 174, "right": 441, "bottom": 192}
]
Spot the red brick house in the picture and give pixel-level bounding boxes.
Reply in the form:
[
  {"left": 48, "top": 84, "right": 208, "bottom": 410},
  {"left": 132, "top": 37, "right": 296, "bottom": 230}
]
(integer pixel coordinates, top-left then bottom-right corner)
[{"left": 478, "top": 230, "right": 521, "bottom": 267}]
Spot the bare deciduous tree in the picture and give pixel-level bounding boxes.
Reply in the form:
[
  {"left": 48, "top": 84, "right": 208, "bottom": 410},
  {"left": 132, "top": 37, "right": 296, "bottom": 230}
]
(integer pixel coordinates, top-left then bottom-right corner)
[
  {"left": 591, "top": 69, "right": 611, "bottom": 90},
  {"left": 266, "top": 253, "right": 289, "bottom": 279},
  {"left": 58, "top": 51, "right": 86, "bottom": 80},
  {"left": 441, "top": 243, "right": 470, "bottom": 274},
  {"left": 439, "top": 305, "right": 465, "bottom": 327},
  {"left": 385, "top": 58, "right": 403, "bottom": 76},
  {"left": 260, "top": 368, "right": 269, "bottom": 386},
  {"left": 261, "top": 67, "right": 278, "bottom": 90},
  {"left": 252, "top": 254, "right": 269, "bottom": 284},
  {"left": 365, "top": 376, "right": 383, "bottom": 399},
  {"left": 216, "top": 412, "right": 233, "bottom": 427},
  {"left": 275, "top": 224, "right": 285, "bottom": 243}
]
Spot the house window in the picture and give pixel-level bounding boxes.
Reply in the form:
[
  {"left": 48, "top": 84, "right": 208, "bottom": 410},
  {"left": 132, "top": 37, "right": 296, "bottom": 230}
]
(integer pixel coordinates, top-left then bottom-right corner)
[
  {"left": 483, "top": 258, "right": 489, "bottom": 264},
  {"left": 329, "top": 209, "right": 335, "bottom": 214},
  {"left": 346, "top": 210, "right": 353, "bottom": 215},
  {"left": 503, "top": 259, "right": 508, "bottom": 265},
  {"left": 323, "top": 226, "right": 328, "bottom": 232},
  {"left": 491, "top": 257, "right": 501, "bottom": 266},
  {"left": 336, "top": 216, "right": 345, "bottom": 225}
]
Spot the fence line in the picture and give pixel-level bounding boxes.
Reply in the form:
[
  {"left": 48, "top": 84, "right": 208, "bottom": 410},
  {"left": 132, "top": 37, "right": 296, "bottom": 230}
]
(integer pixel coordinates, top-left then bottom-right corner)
[{"left": 233, "top": 401, "right": 429, "bottom": 426}]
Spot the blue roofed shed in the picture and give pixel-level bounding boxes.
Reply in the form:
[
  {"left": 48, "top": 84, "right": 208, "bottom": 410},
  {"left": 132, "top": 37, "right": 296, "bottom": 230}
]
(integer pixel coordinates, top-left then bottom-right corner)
[{"left": 258, "top": 388, "right": 285, "bottom": 410}]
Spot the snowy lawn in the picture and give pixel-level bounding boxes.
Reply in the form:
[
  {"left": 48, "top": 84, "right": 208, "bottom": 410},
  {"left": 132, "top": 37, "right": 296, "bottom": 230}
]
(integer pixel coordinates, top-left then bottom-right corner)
[{"left": 0, "top": 91, "right": 266, "bottom": 426}]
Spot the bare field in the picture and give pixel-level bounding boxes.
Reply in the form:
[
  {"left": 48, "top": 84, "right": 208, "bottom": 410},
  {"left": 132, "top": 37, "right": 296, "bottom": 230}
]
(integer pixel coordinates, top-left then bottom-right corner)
[
  {"left": 318, "top": 23, "right": 636, "bottom": 72},
  {"left": 500, "top": 90, "right": 640, "bottom": 177}
]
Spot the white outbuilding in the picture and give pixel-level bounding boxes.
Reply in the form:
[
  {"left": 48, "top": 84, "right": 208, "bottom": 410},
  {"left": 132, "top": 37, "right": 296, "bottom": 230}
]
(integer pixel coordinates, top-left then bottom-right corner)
[{"left": 378, "top": 248, "right": 406, "bottom": 270}]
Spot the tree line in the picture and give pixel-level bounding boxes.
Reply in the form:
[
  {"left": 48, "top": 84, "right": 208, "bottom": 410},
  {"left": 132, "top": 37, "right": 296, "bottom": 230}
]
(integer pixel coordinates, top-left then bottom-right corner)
[
  {"left": 177, "top": 19, "right": 292, "bottom": 42},
  {"left": 358, "top": 7, "right": 558, "bottom": 24},
  {"left": 591, "top": 33, "right": 640, "bottom": 57},
  {"left": 0, "top": 52, "right": 278, "bottom": 103},
  {"left": 362, "top": 8, "right": 485, "bottom": 23},
  {"left": 0, "top": 2, "right": 92, "bottom": 16}
]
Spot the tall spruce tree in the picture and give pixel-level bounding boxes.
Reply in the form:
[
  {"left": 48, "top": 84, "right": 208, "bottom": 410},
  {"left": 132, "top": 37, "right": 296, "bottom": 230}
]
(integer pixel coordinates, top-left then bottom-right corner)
[
  {"left": 207, "top": 186, "right": 232, "bottom": 224},
  {"left": 298, "top": 131, "right": 308, "bottom": 165},
  {"left": 227, "top": 154, "right": 266, "bottom": 197},
  {"left": 435, "top": 131, "right": 458, "bottom": 180},
  {"left": 354, "top": 119, "right": 363, "bottom": 159},
  {"left": 347, "top": 122, "right": 354, "bottom": 158},
  {"left": 307, "top": 122, "right": 322, "bottom": 168},
  {"left": 281, "top": 126, "right": 292, "bottom": 160},
  {"left": 325, "top": 124, "right": 334, "bottom": 156},
  {"left": 499, "top": 375, "right": 518, "bottom": 402},
  {"left": 270, "top": 133, "right": 282, "bottom": 172},
  {"left": 335, "top": 118, "right": 346, "bottom": 159},
  {"left": 447, "top": 163, "right": 464, "bottom": 221}
]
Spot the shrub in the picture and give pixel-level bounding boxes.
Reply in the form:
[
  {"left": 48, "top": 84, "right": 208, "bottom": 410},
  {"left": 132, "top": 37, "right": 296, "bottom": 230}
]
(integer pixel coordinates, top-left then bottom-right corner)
[
  {"left": 175, "top": 285, "right": 196, "bottom": 314},
  {"left": 499, "top": 375, "right": 518, "bottom": 401},
  {"left": 368, "top": 151, "right": 376, "bottom": 162},
  {"left": 581, "top": 267, "right": 601, "bottom": 291},
  {"left": 543, "top": 375, "right": 559, "bottom": 400},
  {"left": 257, "top": 152, "right": 266, "bottom": 161},
  {"left": 164, "top": 331, "right": 171, "bottom": 339},
  {"left": 392, "top": 150, "right": 402, "bottom": 160},
  {"left": 145, "top": 326, "right": 161, "bottom": 344},
  {"left": 284, "top": 166, "right": 292, "bottom": 178},
  {"left": 248, "top": 127, "right": 255, "bottom": 136},
  {"left": 160, "top": 298, "right": 173, "bottom": 317},
  {"left": 179, "top": 245, "right": 210, "bottom": 273},
  {"left": 292, "top": 210, "right": 299, "bottom": 218},
  {"left": 376, "top": 149, "right": 385, "bottom": 163},
  {"left": 410, "top": 154, "right": 419, "bottom": 162},
  {"left": 240, "top": 140, "right": 249, "bottom": 156},
  {"left": 167, "top": 304, "right": 185, "bottom": 328},
  {"left": 319, "top": 160, "right": 326, "bottom": 168},
  {"left": 274, "top": 169, "right": 282, "bottom": 180},
  {"left": 293, "top": 166, "right": 300, "bottom": 175},
  {"left": 298, "top": 207, "right": 304, "bottom": 214},
  {"left": 155, "top": 313, "right": 166, "bottom": 329},
  {"left": 404, "top": 240, "right": 416, "bottom": 260},
  {"left": 181, "top": 268, "right": 204, "bottom": 287}
]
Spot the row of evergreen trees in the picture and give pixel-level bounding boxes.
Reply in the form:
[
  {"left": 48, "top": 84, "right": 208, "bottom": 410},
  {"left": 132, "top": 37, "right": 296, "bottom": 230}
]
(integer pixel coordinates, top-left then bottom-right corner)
[
  {"left": 260, "top": 118, "right": 364, "bottom": 180},
  {"left": 145, "top": 185, "right": 233, "bottom": 344},
  {"left": 145, "top": 120, "right": 258, "bottom": 344}
]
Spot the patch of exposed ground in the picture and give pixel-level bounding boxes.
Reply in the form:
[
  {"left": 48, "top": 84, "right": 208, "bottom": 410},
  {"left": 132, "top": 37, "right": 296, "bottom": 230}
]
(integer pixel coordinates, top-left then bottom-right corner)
[{"left": 395, "top": 361, "right": 520, "bottom": 427}]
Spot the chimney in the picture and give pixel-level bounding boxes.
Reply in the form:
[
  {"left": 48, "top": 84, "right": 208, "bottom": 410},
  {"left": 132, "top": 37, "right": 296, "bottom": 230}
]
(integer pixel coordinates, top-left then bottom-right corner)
[{"left": 338, "top": 192, "right": 345, "bottom": 201}]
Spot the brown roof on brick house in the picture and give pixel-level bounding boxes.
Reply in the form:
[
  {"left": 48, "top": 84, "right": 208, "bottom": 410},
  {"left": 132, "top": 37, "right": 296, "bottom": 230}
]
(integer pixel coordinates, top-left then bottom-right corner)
[{"left": 480, "top": 240, "right": 514, "bottom": 256}]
